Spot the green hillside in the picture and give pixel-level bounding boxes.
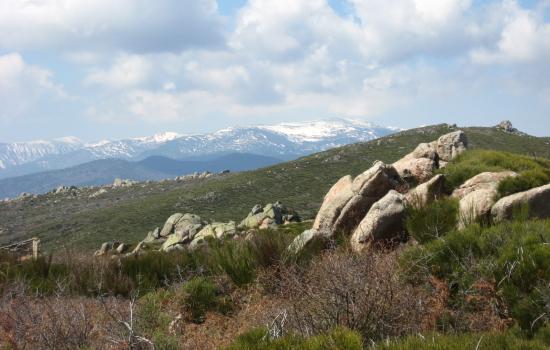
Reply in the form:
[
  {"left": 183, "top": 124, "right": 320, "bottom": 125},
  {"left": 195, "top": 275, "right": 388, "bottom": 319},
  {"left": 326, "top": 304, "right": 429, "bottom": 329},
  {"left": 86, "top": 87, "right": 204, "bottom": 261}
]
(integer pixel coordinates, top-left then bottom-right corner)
[{"left": 2, "top": 124, "right": 550, "bottom": 251}]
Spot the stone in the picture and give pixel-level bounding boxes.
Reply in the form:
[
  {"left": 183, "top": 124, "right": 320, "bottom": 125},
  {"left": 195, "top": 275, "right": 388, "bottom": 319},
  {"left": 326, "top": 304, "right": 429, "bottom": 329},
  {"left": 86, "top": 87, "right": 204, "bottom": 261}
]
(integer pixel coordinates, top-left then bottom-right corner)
[
  {"left": 312, "top": 175, "right": 354, "bottom": 232},
  {"left": 452, "top": 171, "right": 517, "bottom": 200},
  {"left": 451, "top": 171, "right": 517, "bottom": 228},
  {"left": 115, "top": 243, "right": 127, "bottom": 254},
  {"left": 435, "top": 130, "right": 468, "bottom": 162},
  {"left": 491, "top": 184, "right": 550, "bottom": 222},
  {"left": 161, "top": 234, "right": 185, "bottom": 252},
  {"left": 238, "top": 202, "right": 295, "bottom": 229},
  {"left": 173, "top": 213, "right": 205, "bottom": 241},
  {"left": 405, "top": 174, "right": 445, "bottom": 207},
  {"left": 190, "top": 221, "right": 237, "bottom": 248},
  {"left": 495, "top": 120, "right": 518, "bottom": 133},
  {"left": 314, "top": 161, "right": 400, "bottom": 237},
  {"left": 350, "top": 190, "right": 406, "bottom": 252},
  {"left": 287, "top": 229, "right": 326, "bottom": 255},
  {"left": 251, "top": 204, "right": 263, "bottom": 215},
  {"left": 94, "top": 242, "right": 113, "bottom": 256},
  {"left": 159, "top": 213, "right": 184, "bottom": 237},
  {"left": 393, "top": 157, "right": 437, "bottom": 183}
]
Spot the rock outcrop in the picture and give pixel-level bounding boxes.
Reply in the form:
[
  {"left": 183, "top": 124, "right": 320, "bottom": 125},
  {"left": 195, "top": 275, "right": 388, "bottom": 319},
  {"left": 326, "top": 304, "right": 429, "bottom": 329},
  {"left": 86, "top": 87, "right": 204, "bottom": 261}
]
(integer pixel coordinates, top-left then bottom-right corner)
[
  {"left": 495, "top": 120, "right": 520, "bottom": 134},
  {"left": 393, "top": 131, "right": 467, "bottom": 182},
  {"left": 435, "top": 130, "right": 468, "bottom": 163},
  {"left": 239, "top": 202, "right": 300, "bottom": 229},
  {"left": 405, "top": 174, "right": 445, "bottom": 207},
  {"left": 189, "top": 222, "right": 237, "bottom": 248},
  {"left": 491, "top": 184, "right": 550, "bottom": 222},
  {"left": 350, "top": 190, "right": 406, "bottom": 252},
  {"left": 313, "top": 161, "right": 401, "bottom": 237},
  {"left": 452, "top": 171, "right": 517, "bottom": 228},
  {"left": 289, "top": 129, "right": 468, "bottom": 255}
]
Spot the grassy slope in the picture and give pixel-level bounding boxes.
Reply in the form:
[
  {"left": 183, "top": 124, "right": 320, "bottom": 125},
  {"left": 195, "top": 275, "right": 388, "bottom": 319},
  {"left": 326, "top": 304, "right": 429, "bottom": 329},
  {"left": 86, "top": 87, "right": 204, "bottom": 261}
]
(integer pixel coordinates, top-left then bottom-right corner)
[{"left": 2, "top": 124, "right": 550, "bottom": 251}]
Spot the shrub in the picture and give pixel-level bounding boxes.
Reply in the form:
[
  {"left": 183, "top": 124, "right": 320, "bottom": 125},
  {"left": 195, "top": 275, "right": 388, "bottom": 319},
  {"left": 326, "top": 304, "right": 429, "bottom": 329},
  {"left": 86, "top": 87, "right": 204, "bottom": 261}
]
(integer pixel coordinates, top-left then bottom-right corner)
[
  {"left": 405, "top": 198, "right": 459, "bottom": 243},
  {"left": 226, "top": 326, "right": 363, "bottom": 350},
  {"left": 181, "top": 277, "right": 218, "bottom": 323},
  {"left": 279, "top": 248, "right": 425, "bottom": 341},
  {"left": 211, "top": 241, "right": 257, "bottom": 287},
  {"left": 436, "top": 149, "right": 550, "bottom": 194},
  {"left": 498, "top": 169, "right": 550, "bottom": 197},
  {"left": 376, "top": 325, "right": 550, "bottom": 350},
  {"left": 400, "top": 219, "right": 550, "bottom": 334}
]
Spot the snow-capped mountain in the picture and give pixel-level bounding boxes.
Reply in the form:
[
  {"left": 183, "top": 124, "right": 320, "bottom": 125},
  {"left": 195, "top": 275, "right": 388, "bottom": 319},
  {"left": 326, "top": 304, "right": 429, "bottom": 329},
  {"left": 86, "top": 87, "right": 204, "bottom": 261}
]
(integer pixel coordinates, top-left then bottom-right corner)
[
  {"left": 0, "top": 137, "right": 83, "bottom": 170},
  {"left": 0, "top": 118, "right": 399, "bottom": 179}
]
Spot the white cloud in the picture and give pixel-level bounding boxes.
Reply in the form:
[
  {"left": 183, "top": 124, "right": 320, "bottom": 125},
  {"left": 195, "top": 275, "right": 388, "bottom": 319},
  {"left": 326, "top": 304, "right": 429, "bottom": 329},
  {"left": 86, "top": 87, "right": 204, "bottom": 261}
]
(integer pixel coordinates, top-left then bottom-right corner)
[
  {"left": 0, "top": 0, "right": 224, "bottom": 53},
  {"left": 85, "top": 55, "right": 152, "bottom": 89},
  {"left": 470, "top": 1, "right": 550, "bottom": 64},
  {"left": 0, "top": 52, "right": 65, "bottom": 121}
]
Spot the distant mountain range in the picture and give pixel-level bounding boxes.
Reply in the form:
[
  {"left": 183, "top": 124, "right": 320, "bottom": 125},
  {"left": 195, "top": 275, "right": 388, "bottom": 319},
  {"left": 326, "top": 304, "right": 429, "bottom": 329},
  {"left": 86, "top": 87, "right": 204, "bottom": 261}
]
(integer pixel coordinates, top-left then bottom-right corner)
[
  {"left": 0, "top": 118, "right": 398, "bottom": 180},
  {"left": 0, "top": 153, "right": 282, "bottom": 199}
]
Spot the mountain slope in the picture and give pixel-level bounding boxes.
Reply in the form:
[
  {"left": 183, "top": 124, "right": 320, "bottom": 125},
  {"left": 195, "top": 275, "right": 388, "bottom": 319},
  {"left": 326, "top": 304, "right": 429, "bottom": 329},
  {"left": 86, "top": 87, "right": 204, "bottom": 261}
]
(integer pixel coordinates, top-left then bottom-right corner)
[
  {"left": 0, "top": 153, "right": 282, "bottom": 198},
  {"left": 0, "top": 119, "right": 396, "bottom": 179},
  {"left": 1, "top": 124, "right": 549, "bottom": 251}
]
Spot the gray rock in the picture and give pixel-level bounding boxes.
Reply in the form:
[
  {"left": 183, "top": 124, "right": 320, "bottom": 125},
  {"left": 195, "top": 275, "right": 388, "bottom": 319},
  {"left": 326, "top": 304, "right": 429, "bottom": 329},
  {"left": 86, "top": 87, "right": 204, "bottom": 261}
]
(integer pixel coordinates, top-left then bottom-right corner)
[
  {"left": 495, "top": 120, "right": 519, "bottom": 133},
  {"left": 313, "top": 161, "right": 400, "bottom": 237},
  {"left": 405, "top": 174, "right": 445, "bottom": 207},
  {"left": 350, "top": 190, "right": 406, "bottom": 252},
  {"left": 435, "top": 130, "right": 468, "bottom": 162},
  {"left": 452, "top": 171, "right": 517, "bottom": 228},
  {"left": 491, "top": 183, "right": 550, "bottom": 222},
  {"left": 287, "top": 229, "right": 326, "bottom": 255},
  {"left": 159, "top": 213, "right": 185, "bottom": 237}
]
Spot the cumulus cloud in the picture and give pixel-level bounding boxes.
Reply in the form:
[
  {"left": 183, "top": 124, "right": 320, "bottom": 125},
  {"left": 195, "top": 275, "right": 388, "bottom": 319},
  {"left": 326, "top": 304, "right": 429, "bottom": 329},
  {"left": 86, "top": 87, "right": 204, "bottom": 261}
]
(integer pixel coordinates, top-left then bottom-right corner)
[
  {"left": 0, "top": 52, "right": 65, "bottom": 121},
  {"left": 2, "top": 0, "right": 549, "bottom": 139},
  {"left": 0, "top": 0, "right": 225, "bottom": 53}
]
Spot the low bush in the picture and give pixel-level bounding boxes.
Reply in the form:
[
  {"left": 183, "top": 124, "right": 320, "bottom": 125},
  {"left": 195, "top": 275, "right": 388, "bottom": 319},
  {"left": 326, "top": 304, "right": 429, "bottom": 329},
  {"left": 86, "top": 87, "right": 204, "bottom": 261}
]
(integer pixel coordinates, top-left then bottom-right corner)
[
  {"left": 279, "top": 248, "right": 425, "bottom": 342},
  {"left": 400, "top": 219, "right": 550, "bottom": 334},
  {"left": 498, "top": 169, "right": 550, "bottom": 197},
  {"left": 376, "top": 324, "right": 550, "bottom": 350},
  {"left": 226, "top": 326, "right": 363, "bottom": 350},
  {"left": 405, "top": 198, "right": 459, "bottom": 243},
  {"left": 181, "top": 277, "right": 218, "bottom": 323},
  {"left": 436, "top": 149, "right": 550, "bottom": 194}
]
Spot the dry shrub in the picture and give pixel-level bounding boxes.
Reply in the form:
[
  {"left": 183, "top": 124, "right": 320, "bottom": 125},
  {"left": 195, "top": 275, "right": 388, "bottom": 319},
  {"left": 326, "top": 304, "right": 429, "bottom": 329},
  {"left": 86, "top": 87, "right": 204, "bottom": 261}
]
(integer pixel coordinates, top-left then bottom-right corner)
[
  {"left": 0, "top": 283, "right": 150, "bottom": 350},
  {"left": 278, "top": 248, "right": 427, "bottom": 342},
  {"left": 0, "top": 286, "right": 96, "bottom": 349}
]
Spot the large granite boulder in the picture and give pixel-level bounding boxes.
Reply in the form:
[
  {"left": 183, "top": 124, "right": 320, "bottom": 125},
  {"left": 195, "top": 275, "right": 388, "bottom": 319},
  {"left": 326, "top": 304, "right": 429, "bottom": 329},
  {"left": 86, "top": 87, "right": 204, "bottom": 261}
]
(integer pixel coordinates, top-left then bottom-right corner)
[
  {"left": 350, "top": 190, "right": 406, "bottom": 252},
  {"left": 159, "top": 213, "right": 185, "bottom": 237},
  {"left": 393, "top": 143, "right": 439, "bottom": 183},
  {"left": 491, "top": 184, "right": 550, "bottom": 222},
  {"left": 313, "top": 161, "right": 401, "bottom": 237},
  {"left": 173, "top": 213, "right": 205, "bottom": 241},
  {"left": 405, "top": 174, "right": 445, "bottom": 207},
  {"left": 452, "top": 171, "right": 517, "bottom": 228},
  {"left": 239, "top": 202, "right": 299, "bottom": 229},
  {"left": 435, "top": 130, "right": 468, "bottom": 163}
]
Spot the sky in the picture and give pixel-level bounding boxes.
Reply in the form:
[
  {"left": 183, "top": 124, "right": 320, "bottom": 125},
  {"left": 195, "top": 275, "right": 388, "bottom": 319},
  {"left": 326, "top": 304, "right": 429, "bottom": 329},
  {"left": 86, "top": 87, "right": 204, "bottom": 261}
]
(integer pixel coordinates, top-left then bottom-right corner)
[{"left": 0, "top": 0, "right": 549, "bottom": 142}]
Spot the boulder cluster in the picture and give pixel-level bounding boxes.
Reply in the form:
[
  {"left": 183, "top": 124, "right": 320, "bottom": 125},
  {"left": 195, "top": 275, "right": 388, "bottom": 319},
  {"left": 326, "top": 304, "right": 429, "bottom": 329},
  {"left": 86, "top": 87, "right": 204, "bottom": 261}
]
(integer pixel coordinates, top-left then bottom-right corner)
[
  {"left": 94, "top": 202, "right": 300, "bottom": 257},
  {"left": 289, "top": 130, "right": 550, "bottom": 254}
]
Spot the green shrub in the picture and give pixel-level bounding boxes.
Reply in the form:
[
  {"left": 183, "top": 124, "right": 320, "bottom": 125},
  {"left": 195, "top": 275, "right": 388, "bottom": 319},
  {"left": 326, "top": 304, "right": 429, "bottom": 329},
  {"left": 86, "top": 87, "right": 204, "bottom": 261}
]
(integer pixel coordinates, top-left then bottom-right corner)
[
  {"left": 498, "top": 169, "right": 550, "bottom": 197},
  {"left": 375, "top": 325, "right": 550, "bottom": 349},
  {"left": 181, "top": 277, "right": 218, "bottom": 323},
  {"left": 211, "top": 241, "right": 256, "bottom": 286},
  {"left": 437, "top": 150, "right": 550, "bottom": 194},
  {"left": 400, "top": 219, "right": 550, "bottom": 333},
  {"left": 225, "top": 327, "right": 363, "bottom": 350},
  {"left": 405, "top": 198, "right": 459, "bottom": 243}
]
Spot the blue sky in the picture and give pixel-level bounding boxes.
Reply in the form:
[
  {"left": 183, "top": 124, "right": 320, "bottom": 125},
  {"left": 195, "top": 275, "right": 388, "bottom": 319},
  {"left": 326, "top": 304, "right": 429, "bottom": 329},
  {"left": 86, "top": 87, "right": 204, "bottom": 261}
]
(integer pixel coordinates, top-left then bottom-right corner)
[{"left": 0, "top": 0, "right": 549, "bottom": 142}]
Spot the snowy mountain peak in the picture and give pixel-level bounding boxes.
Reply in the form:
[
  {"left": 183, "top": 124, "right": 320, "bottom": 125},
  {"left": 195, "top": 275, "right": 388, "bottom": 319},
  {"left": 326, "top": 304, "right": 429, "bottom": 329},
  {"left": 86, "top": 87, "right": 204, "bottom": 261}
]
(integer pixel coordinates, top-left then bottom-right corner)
[
  {"left": 0, "top": 118, "right": 400, "bottom": 177},
  {"left": 133, "top": 131, "right": 182, "bottom": 144}
]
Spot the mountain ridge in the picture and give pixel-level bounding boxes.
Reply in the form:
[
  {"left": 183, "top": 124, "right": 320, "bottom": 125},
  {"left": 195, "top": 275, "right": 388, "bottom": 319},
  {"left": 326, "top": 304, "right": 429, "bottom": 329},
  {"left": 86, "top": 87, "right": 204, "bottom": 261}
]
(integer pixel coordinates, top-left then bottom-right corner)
[{"left": 0, "top": 118, "right": 397, "bottom": 179}]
